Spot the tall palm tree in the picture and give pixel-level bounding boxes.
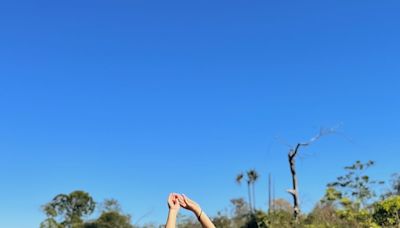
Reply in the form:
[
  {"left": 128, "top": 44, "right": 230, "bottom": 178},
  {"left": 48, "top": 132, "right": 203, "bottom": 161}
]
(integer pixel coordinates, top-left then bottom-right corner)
[
  {"left": 236, "top": 169, "right": 259, "bottom": 213},
  {"left": 247, "top": 169, "right": 259, "bottom": 211},
  {"left": 236, "top": 172, "right": 252, "bottom": 212}
]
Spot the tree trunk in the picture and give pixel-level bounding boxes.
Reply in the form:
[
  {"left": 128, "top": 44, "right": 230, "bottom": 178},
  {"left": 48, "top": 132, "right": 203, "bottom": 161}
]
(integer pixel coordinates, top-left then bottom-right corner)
[
  {"left": 268, "top": 173, "right": 272, "bottom": 213},
  {"left": 284, "top": 128, "right": 335, "bottom": 221},
  {"left": 252, "top": 182, "right": 256, "bottom": 212},
  {"left": 288, "top": 144, "right": 301, "bottom": 221},
  {"left": 247, "top": 182, "right": 253, "bottom": 213}
]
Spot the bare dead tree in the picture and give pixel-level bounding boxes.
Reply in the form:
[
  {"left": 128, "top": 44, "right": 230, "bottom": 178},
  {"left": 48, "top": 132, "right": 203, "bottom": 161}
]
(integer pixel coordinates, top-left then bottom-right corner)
[{"left": 286, "top": 127, "right": 336, "bottom": 221}]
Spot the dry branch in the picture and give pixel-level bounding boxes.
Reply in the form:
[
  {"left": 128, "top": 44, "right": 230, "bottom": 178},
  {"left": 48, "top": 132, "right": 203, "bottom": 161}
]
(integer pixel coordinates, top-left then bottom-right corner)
[{"left": 286, "top": 127, "right": 336, "bottom": 220}]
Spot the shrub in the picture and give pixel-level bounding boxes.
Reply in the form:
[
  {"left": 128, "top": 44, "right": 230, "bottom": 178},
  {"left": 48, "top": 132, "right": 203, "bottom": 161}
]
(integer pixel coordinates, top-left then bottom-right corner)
[{"left": 373, "top": 196, "right": 400, "bottom": 226}]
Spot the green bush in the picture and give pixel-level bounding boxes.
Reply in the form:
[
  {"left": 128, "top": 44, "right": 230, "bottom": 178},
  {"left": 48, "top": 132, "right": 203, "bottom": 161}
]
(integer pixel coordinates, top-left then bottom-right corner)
[{"left": 373, "top": 196, "right": 400, "bottom": 226}]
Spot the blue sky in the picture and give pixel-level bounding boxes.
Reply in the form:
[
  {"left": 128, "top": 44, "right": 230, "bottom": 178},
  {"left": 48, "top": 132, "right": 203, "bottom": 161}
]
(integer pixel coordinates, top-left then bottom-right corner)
[{"left": 0, "top": 0, "right": 399, "bottom": 227}]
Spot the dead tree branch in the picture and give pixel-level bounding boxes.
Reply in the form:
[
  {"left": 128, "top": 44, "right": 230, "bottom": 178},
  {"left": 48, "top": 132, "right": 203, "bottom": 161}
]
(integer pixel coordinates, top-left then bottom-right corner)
[{"left": 286, "top": 127, "right": 336, "bottom": 221}]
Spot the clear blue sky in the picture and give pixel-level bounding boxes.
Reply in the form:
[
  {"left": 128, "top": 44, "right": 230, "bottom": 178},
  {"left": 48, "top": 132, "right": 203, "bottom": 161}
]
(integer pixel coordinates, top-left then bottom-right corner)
[{"left": 1, "top": 0, "right": 399, "bottom": 227}]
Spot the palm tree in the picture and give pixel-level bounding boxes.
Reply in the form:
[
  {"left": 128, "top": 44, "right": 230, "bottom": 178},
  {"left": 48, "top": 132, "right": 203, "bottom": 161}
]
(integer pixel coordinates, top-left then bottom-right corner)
[
  {"left": 236, "top": 172, "right": 252, "bottom": 212},
  {"left": 248, "top": 169, "right": 259, "bottom": 211},
  {"left": 236, "top": 169, "right": 259, "bottom": 213}
]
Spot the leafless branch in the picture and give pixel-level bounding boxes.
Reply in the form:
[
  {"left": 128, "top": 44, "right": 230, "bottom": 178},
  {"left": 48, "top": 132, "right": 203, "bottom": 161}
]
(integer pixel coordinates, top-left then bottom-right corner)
[
  {"left": 286, "top": 126, "right": 338, "bottom": 221},
  {"left": 134, "top": 208, "right": 154, "bottom": 226}
]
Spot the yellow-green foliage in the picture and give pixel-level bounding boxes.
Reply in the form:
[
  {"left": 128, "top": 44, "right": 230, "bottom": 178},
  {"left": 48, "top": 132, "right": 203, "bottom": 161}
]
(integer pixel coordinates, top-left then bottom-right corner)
[
  {"left": 372, "top": 196, "right": 400, "bottom": 226},
  {"left": 261, "top": 210, "right": 294, "bottom": 228},
  {"left": 336, "top": 208, "right": 379, "bottom": 228}
]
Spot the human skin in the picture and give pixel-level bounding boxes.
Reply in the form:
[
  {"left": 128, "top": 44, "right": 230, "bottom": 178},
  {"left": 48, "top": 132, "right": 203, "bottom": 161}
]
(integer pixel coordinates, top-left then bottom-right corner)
[
  {"left": 165, "top": 193, "right": 215, "bottom": 228},
  {"left": 178, "top": 194, "right": 216, "bottom": 228},
  {"left": 165, "top": 193, "right": 180, "bottom": 228}
]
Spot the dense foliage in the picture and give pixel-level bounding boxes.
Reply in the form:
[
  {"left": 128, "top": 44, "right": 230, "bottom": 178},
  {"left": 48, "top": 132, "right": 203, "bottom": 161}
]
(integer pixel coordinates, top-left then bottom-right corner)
[{"left": 372, "top": 196, "right": 400, "bottom": 226}]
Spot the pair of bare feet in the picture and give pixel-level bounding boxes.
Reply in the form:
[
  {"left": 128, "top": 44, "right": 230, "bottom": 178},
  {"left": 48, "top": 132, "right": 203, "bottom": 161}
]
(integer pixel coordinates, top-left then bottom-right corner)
[{"left": 165, "top": 193, "right": 215, "bottom": 228}]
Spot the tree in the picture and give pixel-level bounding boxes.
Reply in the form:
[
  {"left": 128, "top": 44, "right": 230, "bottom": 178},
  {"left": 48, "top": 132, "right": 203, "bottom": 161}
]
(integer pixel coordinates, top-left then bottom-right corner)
[
  {"left": 236, "top": 173, "right": 252, "bottom": 213},
  {"left": 383, "top": 173, "right": 400, "bottom": 199},
  {"left": 285, "top": 128, "right": 335, "bottom": 220},
  {"left": 236, "top": 169, "right": 259, "bottom": 213},
  {"left": 305, "top": 203, "right": 346, "bottom": 228},
  {"left": 99, "top": 199, "right": 123, "bottom": 213},
  {"left": 248, "top": 169, "right": 259, "bottom": 212},
  {"left": 270, "top": 199, "right": 293, "bottom": 213},
  {"left": 82, "top": 199, "right": 134, "bottom": 228},
  {"left": 176, "top": 214, "right": 202, "bottom": 228},
  {"left": 327, "top": 160, "right": 384, "bottom": 210},
  {"left": 318, "top": 161, "right": 385, "bottom": 227},
  {"left": 320, "top": 187, "right": 344, "bottom": 208},
  {"left": 211, "top": 212, "right": 232, "bottom": 228},
  {"left": 42, "top": 190, "right": 96, "bottom": 228},
  {"left": 391, "top": 173, "right": 400, "bottom": 196},
  {"left": 87, "top": 211, "right": 134, "bottom": 228},
  {"left": 40, "top": 218, "right": 63, "bottom": 228},
  {"left": 244, "top": 211, "right": 269, "bottom": 228},
  {"left": 230, "top": 198, "right": 249, "bottom": 227}
]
